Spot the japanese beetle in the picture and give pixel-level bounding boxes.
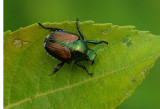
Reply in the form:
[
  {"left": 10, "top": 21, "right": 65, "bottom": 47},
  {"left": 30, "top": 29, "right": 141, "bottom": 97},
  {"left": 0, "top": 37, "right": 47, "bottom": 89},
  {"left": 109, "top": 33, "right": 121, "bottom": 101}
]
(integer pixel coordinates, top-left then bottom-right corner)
[{"left": 38, "top": 18, "right": 108, "bottom": 75}]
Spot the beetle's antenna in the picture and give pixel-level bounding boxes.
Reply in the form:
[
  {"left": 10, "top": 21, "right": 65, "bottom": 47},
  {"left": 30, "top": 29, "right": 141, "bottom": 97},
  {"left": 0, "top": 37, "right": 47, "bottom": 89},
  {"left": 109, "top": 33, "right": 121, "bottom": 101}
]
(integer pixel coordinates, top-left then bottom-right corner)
[{"left": 76, "top": 18, "right": 84, "bottom": 40}]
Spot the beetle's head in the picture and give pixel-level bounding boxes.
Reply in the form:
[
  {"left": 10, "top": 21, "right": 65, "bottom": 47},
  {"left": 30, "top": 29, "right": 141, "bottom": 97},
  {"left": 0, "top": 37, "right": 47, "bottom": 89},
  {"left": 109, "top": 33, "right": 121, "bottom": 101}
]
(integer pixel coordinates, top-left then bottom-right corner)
[{"left": 86, "top": 49, "right": 96, "bottom": 63}]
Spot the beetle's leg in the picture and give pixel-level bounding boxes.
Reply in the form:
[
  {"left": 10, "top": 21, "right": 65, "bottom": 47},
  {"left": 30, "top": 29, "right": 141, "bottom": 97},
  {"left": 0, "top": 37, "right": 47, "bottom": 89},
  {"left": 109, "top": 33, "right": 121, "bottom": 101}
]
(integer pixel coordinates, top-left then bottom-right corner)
[
  {"left": 75, "top": 61, "right": 93, "bottom": 75},
  {"left": 91, "top": 60, "right": 94, "bottom": 65},
  {"left": 86, "top": 40, "right": 108, "bottom": 45},
  {"left": 49, "top": 62, "right": 64, "bottom": 76},
  {"left": 38, "top": 23, "right": 64, "bottom": 32},
  {"left": 76, "top": 18, "right": 84, "bottom": 40}
]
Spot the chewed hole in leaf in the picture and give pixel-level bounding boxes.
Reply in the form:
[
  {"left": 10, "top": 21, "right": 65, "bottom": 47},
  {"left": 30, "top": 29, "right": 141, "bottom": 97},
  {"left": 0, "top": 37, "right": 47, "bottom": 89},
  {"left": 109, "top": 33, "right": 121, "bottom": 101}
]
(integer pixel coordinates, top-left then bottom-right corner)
[
  {"left": 126, "top": 41, "right": 132, "bottom": 47},
  {"left": 12, "top": 39, "right": 22, "bottom": 48},
  {"left": 121, "top": 37, "right": 132, "bottom": 47},
  {"left": 22, "top": 41, "right": 29, "bottom": 45},
  {"left": 131, "top": 78, "right": 137, "bottom": 84},
  {"left": 94, "top": 43, "right": 107, "bottom": 52},
  {"left": 141, "top": 69, "right": 147, "bottom": 76},
  {"left": 121, "top": 37, "right": 129, "bottom": 43},
  {"left": 12, "top": 39, "right": 29, "bottom": 48},
  {"left": 102, "top": 27, "right": 110, "bottom": 35}
]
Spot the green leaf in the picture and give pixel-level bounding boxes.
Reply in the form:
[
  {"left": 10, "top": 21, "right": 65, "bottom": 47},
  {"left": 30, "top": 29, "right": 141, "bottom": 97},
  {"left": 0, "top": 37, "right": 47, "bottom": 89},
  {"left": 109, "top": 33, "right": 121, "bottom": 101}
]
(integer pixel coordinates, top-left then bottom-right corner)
[{"left": 4, "top": 21, "right": 160, "bottom": 109}]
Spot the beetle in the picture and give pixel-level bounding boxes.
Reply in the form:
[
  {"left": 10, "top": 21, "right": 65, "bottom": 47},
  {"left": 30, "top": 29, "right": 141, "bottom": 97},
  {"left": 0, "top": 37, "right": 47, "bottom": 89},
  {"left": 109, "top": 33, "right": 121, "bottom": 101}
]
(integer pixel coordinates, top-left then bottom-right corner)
[{"left": 38, "top": 18, "right": 108, "bottom": 75}]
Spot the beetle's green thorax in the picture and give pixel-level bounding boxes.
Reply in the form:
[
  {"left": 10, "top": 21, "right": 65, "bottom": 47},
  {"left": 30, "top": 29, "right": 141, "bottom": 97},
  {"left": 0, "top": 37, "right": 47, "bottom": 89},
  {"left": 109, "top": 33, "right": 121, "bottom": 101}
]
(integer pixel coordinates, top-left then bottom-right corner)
[
  {"left": 87, "top": 49, "right": 96, "bottom": 61},
  {"left": 69, "top": 40, "right": 88, "bottom": 53}
]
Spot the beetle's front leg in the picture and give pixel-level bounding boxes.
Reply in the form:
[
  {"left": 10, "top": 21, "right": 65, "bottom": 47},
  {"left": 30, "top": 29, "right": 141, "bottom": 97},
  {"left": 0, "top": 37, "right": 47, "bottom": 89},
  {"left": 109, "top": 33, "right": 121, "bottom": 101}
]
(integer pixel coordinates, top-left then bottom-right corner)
[
  {"left": 91, "top": 60, "right": 94, "bottom": 65},
  {"left": 86, "top": 40, "right": 108, "bottom": 45},
  {"left": 75, "top": 61, "right": 93, "bottom": 75},
  {"left": 49, "top": 62, "right": 64, "bottom": 76},
  {"left": 38, "top": 23, "right": 64, "bottom": 32}
]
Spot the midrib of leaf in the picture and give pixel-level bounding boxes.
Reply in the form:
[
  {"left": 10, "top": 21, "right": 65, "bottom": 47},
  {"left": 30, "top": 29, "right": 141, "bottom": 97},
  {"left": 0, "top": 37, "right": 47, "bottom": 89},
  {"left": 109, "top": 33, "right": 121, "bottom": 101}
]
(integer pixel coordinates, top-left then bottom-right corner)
[{"left": 4, "top": 51, "right": 160, "bottom": 109}]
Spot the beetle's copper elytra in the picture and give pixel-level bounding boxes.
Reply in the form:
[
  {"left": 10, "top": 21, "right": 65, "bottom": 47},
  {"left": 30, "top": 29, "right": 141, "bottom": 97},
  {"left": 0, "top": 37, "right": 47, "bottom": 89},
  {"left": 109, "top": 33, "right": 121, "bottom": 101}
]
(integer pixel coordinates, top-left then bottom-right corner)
[{"left": 38, "top": 18, "right": 108, "bottom": 75}]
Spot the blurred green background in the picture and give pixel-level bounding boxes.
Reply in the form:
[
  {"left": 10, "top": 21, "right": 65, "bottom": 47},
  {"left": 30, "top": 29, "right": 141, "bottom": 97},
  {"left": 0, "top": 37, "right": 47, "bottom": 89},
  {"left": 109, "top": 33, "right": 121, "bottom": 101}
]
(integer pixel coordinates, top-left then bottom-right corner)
[{"left": 4, "top": 0, "right": 160, "bottom": 108}]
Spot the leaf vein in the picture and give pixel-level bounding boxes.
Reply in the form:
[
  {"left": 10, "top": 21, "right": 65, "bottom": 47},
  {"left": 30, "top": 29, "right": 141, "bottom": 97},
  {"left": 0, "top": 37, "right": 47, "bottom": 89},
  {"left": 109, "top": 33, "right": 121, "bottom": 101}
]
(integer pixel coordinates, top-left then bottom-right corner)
[{"left": 4, "top": 52, "right": 160, "bottom": 109}]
